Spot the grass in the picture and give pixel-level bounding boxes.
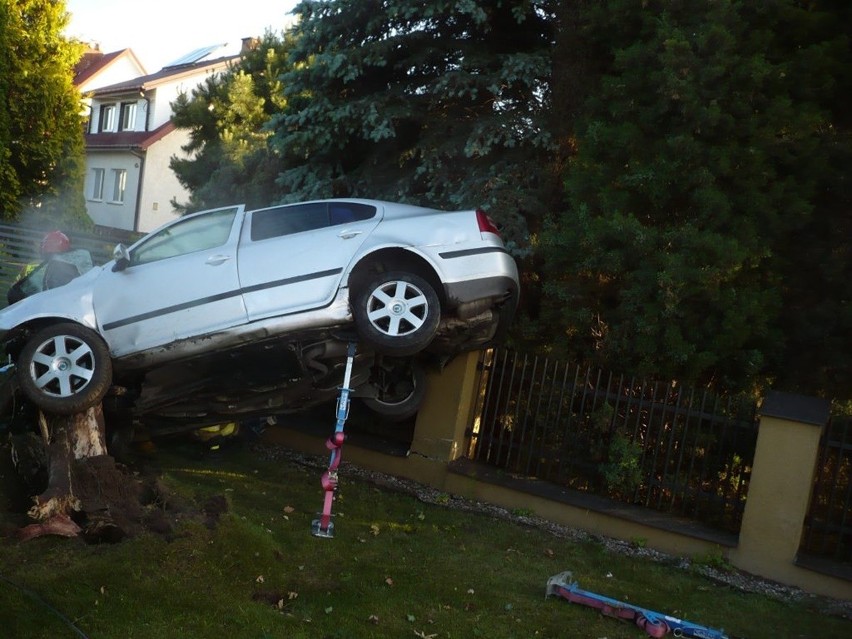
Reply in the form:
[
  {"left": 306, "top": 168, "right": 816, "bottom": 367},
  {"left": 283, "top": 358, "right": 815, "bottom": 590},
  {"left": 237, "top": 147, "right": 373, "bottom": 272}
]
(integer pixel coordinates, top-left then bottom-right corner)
[{"left": 0, "top": 439, "right": 849, "bottom": 639}]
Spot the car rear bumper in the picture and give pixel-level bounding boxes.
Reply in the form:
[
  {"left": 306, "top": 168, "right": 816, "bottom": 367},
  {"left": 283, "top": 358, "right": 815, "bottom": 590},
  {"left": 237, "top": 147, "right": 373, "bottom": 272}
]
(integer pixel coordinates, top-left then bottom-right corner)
[
  {"left": 438, "top": 245, "right": 519, "bottom": 305},
  {"left": 443, "top": 275, "right": 519, "bottom": 308}
]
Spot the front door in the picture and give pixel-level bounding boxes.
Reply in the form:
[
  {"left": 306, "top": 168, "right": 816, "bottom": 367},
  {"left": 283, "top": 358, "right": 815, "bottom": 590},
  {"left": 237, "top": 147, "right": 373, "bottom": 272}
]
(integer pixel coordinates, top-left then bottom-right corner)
[{"left": 93, "top": 206, "right": 248, "bottom": 357}]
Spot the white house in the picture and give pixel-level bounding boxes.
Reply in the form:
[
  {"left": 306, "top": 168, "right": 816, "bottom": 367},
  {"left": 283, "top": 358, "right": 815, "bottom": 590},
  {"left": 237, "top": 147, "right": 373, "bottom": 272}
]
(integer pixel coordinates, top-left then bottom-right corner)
[
  {"left": 82, "top": 45, "right": 243, "bottom": 232},
  {"left": 75, "top": 44, "right": 148, "bottom": 94}
]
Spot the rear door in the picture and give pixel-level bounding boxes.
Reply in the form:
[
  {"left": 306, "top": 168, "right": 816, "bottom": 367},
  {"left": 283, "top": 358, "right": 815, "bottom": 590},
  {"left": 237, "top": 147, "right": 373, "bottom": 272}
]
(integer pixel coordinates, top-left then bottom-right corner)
[
  {"left": 237, "top": 201, "right": 380, "bottom": 321},
  {"left": 92, "top": 206, "right": 247, "bottom": 356}
]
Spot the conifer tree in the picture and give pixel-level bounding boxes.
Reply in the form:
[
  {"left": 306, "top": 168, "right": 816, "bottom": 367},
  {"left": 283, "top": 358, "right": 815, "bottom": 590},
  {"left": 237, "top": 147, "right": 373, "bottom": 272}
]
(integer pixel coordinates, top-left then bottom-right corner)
[
  {"left": 270, "top": 0, "right": 560, "bottom": 247},
  {"left": 170, "top": 32, "right": 292, "bottom": 212},
  {"left": 537, "top": 0, "right": 851, "bottom": 394}
]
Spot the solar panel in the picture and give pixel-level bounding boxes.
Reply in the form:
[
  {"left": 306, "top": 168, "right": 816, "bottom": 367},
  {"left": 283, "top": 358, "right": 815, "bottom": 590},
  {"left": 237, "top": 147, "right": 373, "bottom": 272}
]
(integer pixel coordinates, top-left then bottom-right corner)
[{"left": 162, "top": 43, "right": 227, "bottom": 68}]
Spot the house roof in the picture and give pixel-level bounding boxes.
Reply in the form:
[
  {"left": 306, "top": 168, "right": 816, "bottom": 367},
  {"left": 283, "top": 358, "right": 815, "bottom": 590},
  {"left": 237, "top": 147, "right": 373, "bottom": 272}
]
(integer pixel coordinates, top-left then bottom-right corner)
[
  {"left": 74, "top": 48, "right": 147, "bottom": 87},
  {"left": 84, "top": 121, "right": 177, "bottom": 151},
  {"left": 91, "top": 54, "right": 239, "bottom": 97}
]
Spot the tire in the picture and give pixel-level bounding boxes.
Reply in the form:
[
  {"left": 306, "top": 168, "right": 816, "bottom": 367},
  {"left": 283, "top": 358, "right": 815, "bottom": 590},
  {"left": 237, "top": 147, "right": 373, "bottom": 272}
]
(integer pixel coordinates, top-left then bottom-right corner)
[
  {"left": 352, "top": 271, "right": 440, "bottom": 357},
  {"left": 362, "top": 359, "right": 428, "bottom": 422},
  {"left": 17, "top": 323, "right": 113, "bottom": 415}
]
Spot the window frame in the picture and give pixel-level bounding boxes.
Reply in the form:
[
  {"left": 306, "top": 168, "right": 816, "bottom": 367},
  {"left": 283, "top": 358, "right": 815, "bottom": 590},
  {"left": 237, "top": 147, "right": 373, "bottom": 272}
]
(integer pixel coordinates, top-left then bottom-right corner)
[
  {"left": 119, "top": 101, "right": 137, "bottom": 131},
  {"left": 249, "top": 202, "right": 377, "bottom": 242},
  {"left": 109, "top": 168, "right": 127, "bottom": 204},
  {"left": 129, "top": 207, "right": 240, "bottom": 267},
  {"left": 90, "top": 168, "right": 105, "bottom": 201},
  {"left": 99, "top": 103, "right": 116, "bottom": 132}
]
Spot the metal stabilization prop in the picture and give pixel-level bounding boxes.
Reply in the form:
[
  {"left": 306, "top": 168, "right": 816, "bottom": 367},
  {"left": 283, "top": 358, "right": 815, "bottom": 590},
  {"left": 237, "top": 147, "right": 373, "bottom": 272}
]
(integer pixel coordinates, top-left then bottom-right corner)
[
  {"left": 546, "top": 571, "right": 742, "bottom": 639},
  {"left": 311, "top": 342, "right": 358, "bottom": 538}
]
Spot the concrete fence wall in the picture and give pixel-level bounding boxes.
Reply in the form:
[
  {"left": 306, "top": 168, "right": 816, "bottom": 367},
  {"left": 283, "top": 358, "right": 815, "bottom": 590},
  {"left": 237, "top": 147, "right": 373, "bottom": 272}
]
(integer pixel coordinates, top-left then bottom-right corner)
[{"left": 267, "top": 351, "right": 851, "bottom": 601}]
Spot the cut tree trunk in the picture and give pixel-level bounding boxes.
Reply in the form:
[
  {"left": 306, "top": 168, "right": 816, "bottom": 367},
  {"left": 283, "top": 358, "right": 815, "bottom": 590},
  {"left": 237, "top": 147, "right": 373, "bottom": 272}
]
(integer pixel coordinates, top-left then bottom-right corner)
[{"left": 18, "top": 404, "right": 142, "bottom": 542}]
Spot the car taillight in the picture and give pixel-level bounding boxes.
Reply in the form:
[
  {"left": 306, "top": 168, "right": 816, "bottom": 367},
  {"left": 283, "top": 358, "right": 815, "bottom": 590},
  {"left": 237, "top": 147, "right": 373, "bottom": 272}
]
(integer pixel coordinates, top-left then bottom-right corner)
[{"left": 476, "top": 209, "right": 501, "bottom": 237}]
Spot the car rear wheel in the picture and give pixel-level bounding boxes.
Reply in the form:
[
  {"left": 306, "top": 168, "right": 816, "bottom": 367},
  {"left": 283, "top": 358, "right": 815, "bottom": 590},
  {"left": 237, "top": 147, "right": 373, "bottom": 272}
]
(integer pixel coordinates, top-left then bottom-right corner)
[
  {"left": 352, "top": 271, "right": 440, "bottom": 357},
  {"left": 362, "top": 359, "right": 428, "bottom": 422},
  {"left": 17, "top": 323, "right": 113, "bottom": 415}
]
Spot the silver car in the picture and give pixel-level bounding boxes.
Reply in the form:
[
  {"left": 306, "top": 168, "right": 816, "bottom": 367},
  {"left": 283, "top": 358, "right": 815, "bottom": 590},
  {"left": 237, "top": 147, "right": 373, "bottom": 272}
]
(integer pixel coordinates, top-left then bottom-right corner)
[{"left": 0, "top": 199, "right": 518, "bottom": 423}]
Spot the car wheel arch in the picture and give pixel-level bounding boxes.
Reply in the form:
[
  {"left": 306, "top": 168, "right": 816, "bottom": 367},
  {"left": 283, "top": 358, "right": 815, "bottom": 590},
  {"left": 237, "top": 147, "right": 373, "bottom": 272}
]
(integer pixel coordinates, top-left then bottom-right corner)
[
  {"left": 347, "top": 248, "right": 446, "bottom": 309},
  {"left": 4, "top": 317, "right": 93, "bottom": 357}
]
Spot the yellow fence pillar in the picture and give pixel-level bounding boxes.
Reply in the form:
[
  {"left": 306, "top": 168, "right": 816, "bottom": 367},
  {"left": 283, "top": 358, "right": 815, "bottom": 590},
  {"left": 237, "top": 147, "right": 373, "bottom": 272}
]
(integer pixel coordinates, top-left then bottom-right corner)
[
  {"left": 409, "top": 350, "right": 481, "bottom": 463},
  {"left": 732, "top": 391, "right": 833, "bottom": 592}
]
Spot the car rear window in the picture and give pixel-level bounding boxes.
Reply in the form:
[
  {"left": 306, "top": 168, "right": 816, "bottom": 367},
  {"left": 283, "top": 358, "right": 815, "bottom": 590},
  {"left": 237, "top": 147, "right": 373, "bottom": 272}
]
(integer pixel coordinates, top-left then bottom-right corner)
[{"left": 250, "top": 202, "right": 376, "bottom": 241}]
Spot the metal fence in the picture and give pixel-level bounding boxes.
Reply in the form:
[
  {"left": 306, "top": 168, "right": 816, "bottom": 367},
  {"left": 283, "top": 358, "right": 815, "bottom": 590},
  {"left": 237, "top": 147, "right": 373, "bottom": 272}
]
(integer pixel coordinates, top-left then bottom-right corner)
[
  {"left": 800, "top": 415, "right": 852, "bottom": 565},
  {"left": 467, "top": 348, "right": 759, "bottom": 534}
]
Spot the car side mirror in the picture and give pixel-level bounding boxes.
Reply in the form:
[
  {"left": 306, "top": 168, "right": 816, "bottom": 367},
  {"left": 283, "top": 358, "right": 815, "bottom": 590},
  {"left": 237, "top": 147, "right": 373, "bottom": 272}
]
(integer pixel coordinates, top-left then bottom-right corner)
[{"left": 112, "top": 244, "right": 131, "bottom": 272}]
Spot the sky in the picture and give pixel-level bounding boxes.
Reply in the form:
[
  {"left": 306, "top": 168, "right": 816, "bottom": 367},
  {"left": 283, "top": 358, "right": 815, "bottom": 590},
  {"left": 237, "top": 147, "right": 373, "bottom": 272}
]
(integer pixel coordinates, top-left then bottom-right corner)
[{"left": 64, "top": 0, "right": 300, "bottom": 72}]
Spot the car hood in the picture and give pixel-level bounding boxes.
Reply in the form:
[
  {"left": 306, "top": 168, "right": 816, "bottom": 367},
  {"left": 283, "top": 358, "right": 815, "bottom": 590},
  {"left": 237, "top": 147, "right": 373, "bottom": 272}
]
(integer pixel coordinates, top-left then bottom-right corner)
[{"left": 0, "top": 264, "right": 106, "bottom": 336}]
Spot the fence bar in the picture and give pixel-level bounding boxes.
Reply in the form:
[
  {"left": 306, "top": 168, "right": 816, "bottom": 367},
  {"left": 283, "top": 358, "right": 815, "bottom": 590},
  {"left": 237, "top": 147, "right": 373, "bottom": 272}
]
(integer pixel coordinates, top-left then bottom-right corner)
[
  {"left": 482, "top": 348, "right": 512, "bottom": 464},
  {"left": 555, "top": 364, "right": 582, "bottom": 482}
]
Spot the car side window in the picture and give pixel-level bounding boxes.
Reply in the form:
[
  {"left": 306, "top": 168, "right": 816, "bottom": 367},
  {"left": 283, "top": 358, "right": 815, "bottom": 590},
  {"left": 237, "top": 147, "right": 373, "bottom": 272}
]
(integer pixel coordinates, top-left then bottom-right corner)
[
  {"left": 250, "top": 202, "right": 376, "bottom": 241},
  {"left": 328, "top": 202, "right": 376, "bottom": 225},
  {"left": 250, "top": 203, "right": 327, "bottom": 241},
  {"left": 131, "top": 207, "right": 238, "bottom": 266}
]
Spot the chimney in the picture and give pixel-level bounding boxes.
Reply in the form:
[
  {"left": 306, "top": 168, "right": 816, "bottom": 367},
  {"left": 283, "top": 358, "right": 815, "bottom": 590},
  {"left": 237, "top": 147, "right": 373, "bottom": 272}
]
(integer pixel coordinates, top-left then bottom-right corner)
[{"left": 241, "top": 37, "right": 261, "bottom": 55}]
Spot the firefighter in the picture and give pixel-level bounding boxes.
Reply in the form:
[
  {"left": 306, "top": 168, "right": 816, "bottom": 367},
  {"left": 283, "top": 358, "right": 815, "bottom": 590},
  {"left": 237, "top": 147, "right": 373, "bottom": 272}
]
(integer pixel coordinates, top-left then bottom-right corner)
[
  {"left": 39, "top": 231, "right": 80, "bottom": 290},
  {"left": 7, "top": 231, "right": 91, "bottom": 305}
]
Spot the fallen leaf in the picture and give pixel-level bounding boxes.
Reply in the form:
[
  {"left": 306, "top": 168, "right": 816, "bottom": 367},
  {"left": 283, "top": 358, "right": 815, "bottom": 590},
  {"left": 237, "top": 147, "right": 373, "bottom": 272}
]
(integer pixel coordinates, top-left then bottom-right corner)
[
  {"left": 544, "top": 548, "right": 555, "bottom": 558},
  {"left": 367, "top": 614, "right": 380, "bottom": 624},
  {"left": 276, "top": 599, "right": 284, "bottom": 610},
  {"left": 414, "top": 631, "right": 437, "bottom": 639},
  {"left": 324, "top": 606, "right": 333, "bottom": 614},
  {"left": 466, "top": 588, "right": 475, "bottom": 594},
  {"left": 283, "top": 505, "right": 295, "bottom": 514},
  {"left": 288, "top": 591, "right": 299, "bottom": 600},
  {"left": 256, "top": 575, "right": 265, "bottom": 584},
  {"left": 370, "top": 524, "right": 381, "bottom": 536},
  {"left": 385, "top": 577, "right": 394, "bottom": 587},
  {"left": 406, "top": 614, "right": 416, "bottom": 622}
]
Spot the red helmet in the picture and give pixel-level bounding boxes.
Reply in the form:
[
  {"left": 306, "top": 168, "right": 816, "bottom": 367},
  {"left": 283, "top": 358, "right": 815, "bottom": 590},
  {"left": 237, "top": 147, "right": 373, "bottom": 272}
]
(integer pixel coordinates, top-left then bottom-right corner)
[{"left": 40, "top": 231, "right": 71, "bottom": 255}]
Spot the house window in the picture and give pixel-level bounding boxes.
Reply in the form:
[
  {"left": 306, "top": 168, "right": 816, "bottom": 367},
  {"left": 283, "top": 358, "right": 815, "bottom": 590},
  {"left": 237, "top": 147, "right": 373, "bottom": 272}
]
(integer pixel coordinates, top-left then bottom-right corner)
[
  {"left": 99, "top": 104, "right": 116, "bottom": 132},
  {"left": 110, "top": 169, "right": 127, "bottom": 203},
  {"left": 119, "top": 102, "right": 137, "bottom": 131},
  {"left": 91, "top": 168, "right": 105, "bottom": 201}
]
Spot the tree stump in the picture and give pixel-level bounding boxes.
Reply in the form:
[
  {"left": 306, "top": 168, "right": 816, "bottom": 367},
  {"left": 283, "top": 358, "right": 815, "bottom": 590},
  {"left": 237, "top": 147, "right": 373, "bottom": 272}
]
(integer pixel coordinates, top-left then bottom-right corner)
[{"left": 18, "top": 404, "right": 142, "bottom": 542}]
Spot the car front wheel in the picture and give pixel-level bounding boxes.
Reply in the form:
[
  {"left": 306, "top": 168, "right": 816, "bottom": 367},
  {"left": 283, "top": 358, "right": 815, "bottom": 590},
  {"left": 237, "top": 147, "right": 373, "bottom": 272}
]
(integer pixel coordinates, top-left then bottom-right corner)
[
  {"left": 352, "top": 271, "right": 440, "bottom": 357},
  {"left": 17, "top": 323, "right": 113, "bottom": 415}
]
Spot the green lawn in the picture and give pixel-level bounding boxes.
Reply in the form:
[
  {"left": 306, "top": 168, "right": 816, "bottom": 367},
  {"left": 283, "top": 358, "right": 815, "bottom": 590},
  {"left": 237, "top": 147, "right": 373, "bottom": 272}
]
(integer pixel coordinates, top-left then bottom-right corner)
[{"left": 0, "top": 439, "right": 848, "bottom": 639}]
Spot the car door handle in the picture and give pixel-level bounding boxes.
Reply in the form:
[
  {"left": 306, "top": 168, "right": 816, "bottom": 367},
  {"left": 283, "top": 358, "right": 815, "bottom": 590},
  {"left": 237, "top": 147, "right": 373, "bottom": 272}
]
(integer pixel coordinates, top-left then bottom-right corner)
[
  {"left": 206, "top": 255, "right": 232, "bottom": 266},
  {"left": 338, "top": 230, "right": 363, "bottom": 240}
]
